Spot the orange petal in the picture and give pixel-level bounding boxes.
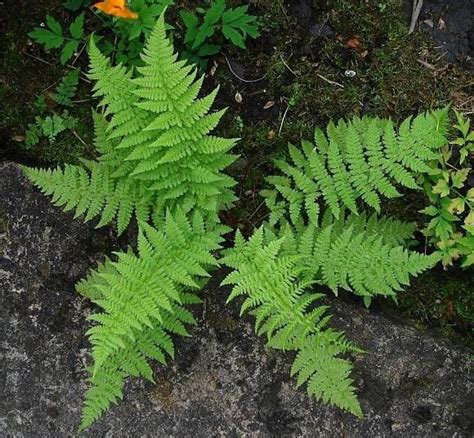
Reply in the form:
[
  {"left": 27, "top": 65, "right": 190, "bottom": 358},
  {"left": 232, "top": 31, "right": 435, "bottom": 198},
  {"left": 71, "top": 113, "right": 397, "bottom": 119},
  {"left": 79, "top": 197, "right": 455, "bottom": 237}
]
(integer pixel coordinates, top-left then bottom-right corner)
[
  {"left": 114, "top": 8, "right": 138, "bottom": 19},
  {"left": 93, "top": 0, "right": 138, "bottom": 19}
]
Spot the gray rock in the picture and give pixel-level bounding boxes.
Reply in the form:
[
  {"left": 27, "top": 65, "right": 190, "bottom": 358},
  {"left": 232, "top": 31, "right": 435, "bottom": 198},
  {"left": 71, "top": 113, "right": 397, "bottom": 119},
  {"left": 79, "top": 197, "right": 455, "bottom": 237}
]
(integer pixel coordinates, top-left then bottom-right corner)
[{"left": 0, "top": 161, "right": 473, "bottom": 437}]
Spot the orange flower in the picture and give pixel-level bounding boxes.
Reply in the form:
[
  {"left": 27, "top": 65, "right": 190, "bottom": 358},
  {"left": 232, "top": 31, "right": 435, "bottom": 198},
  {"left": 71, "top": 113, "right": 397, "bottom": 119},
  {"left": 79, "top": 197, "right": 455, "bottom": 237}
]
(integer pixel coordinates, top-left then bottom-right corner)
[{"left": 93, "top": 0, "right": 138, "bottom": 19}]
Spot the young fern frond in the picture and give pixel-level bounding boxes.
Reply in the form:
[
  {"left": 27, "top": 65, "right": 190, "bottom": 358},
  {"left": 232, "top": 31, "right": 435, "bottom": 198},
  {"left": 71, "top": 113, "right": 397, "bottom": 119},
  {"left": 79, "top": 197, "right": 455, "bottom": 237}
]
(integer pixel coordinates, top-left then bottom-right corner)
[
  {"left": 221, "top": 228, "right": 362, "bottom": 417},
  {"left": 78, "top": 209, "right": 224, "bottom": 431},
  {"left": 23, "top": 15, "right": 237, "bottom": 235},
  {"left": 270, "top": 217, "right": 439, "bottom": 299},
  {"left": 263, "top": 109, "right": 449, "bottom": 226}
]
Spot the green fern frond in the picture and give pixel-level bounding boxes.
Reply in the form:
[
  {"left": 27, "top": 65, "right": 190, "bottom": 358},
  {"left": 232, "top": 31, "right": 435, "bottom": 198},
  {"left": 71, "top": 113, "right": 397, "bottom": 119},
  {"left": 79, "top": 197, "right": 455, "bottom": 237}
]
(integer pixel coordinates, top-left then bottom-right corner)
[
  {"left": 263, "top": 111, "right": 449, "bottom": 226},
  {"left": 290, "top": 332, "right": 362, "bottom": 417},
  {"left": 23, "top": 15, "right": 237, "bottom": 235},
  {"left": 78, "top": 209, "right": 223, "bottom": 430},
  {"left": 270, "top": 215, "right": 438, "bottom": 299},
  {"left": 221, "top": 228, "right": 362, "bottom": 417}
]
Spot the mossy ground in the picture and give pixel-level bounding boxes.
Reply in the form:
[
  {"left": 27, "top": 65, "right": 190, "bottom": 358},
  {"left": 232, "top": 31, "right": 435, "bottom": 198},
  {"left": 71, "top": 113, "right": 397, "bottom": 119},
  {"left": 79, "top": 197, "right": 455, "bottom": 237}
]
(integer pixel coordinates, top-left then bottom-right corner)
[{"left": 1, "top": 0, "right": 472, "bottom": 344}]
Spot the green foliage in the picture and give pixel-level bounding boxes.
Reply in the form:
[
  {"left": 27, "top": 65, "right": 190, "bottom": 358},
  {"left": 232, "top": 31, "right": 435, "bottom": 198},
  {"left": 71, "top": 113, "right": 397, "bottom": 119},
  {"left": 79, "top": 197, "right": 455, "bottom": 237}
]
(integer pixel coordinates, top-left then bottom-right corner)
[
  {"left": 64, "top": 0, "right": 91, "bottom": 11},
  {"left": 219, "top": 111, "right": 442, "bottom": 416},
  {"left": 262, "top": 109, "right": 450, "bottom": 228},
  {"left": 25, "top": 16, "right": 237, "bottom": 234},
  {"left": 97, "top": 0, "right": 174, "bottom": 66},
  {"left": 77, "top": 210, "right": 225, "bottom": 430},
  {"left": 221, "top": 228, "right": 363, "bottom": 417},
  {"left": 266, "top": 214, "right": 438, "bottom": 301},
  {"left": 23, "top": 70, "right": 80, "bottom": 150},
  {"left": 29, "top": 13, "right": 85, "bottom": 64},
  {"left": 420, "top": 110, "right": 474, "bottom": 267},
  {"left": 29, "top": 1, "right": 259, "bottom": 70},
  {"left": 22, "top": 10, "right": 454, "bottom": 432},
  {"left": 25, "top": 111, "right": 78, "bottom": 148},
  {"left": 180, "top": 0, "right": 260, "bottom": 69},
  {"left": 25, "top": 16, "right": 236, "bottom": 430},
  {"left": 52, "top": 69, "right": 80, "bottom": 106}
]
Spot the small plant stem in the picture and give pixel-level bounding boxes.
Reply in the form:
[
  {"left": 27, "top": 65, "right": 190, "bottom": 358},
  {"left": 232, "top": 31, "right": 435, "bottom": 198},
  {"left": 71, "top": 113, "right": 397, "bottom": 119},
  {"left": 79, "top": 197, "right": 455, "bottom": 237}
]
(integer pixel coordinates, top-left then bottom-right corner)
[
  {"left": 22, "top": 51, "right": 91, "bottom": 83},
  {"left": 279, "top": 54, "right": 297, "bottom": 76},
  {"left": 316, "top": 73, "right": 344, "bottom": 89},
  {"left": 223, "top": 55, "right": 268, "bottom": 83},
  {"left": 278, "top": 105, "right": 290, "bottom": 136},
  {"left": 71, "top": 43, "right": 87, "bottom": 67},
  {"left": 71, "top": 129, "right": 93, "bottom": 155}
]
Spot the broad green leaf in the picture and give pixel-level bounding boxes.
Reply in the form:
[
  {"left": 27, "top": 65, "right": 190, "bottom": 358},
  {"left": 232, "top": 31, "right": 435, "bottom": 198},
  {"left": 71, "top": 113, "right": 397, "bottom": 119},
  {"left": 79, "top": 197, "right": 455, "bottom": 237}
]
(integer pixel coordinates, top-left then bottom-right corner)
[
  {"left": 192, "top": 24, "right": 215, "bottom": 49},
  {"left": 447, "top": 198, "right": 465, "bottom": 215},
  {"left": 432, "top": 179, "right": 450, "bottom": 197},
  {"left": 28, "top": 28, "right": 64, "bottom": 49},
  {"left": 61, "top": 40, "right": 80, "bottom": 64},
  {"left": 47, "top": 15, "right": 63, "bottom": 36},
  {"left": 204, "top": 0, "right": 225, "bottom": 26},
  {"left": 451, "top": 168, "right": 469, "bottom": 189},
  {"left": 222, "top": 25, "right": 245, "bottom": 49},
  {"left": 420, "top": 206, "right": 439, "bottom": 216},
  {"left": 69, "top": 13, "right": 85, "bottom": 39},
  {"left": 197, "top": 43, "right": 221, "bottom": 57}
]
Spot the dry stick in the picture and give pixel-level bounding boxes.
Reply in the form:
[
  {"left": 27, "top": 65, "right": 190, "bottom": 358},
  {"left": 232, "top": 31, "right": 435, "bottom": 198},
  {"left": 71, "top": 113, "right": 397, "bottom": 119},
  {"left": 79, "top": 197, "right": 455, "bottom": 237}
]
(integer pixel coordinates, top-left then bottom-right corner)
[
  {"left": 316, "top": 73, "right": 344, "bottom": 88},
  {"left": 278, "top": 105, "right": 291, "bottom": 136},
  {"left": 417, "top": 59, "right": 436, "bottom": 70},
  {"left": 71, "top": 43, "right": 87, "bottom": 67},
  {"left": 409, "top": 0, "right": 424, "bottom": 34},
  {"left": 71, "top": 129, "right": 93, "bottom": 153},
  {"left": 223, "top": 55, "right": 268, "bottom": 83},
  {"left": 246, "top": 200, "right": 266, "bottom": 222},
  {"left": 279, "top": 54, "right": 297, "bottom": 76}
]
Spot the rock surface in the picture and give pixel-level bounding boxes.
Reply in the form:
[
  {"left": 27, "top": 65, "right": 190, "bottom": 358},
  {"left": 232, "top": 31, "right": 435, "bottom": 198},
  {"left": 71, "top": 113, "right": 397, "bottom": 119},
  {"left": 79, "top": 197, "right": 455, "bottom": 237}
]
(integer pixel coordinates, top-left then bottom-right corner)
[{"left": 1, "top": 161, "right": 473, "bottom": 437}]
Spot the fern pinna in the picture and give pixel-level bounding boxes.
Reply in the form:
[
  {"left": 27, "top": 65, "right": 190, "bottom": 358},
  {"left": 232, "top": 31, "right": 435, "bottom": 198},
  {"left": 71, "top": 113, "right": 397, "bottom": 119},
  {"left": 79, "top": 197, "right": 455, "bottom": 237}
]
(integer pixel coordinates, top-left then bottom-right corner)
[
  {"left": 221, "top": 228, "right": 363, "bottom": 417},
  {"left": 77, "top": 210, "right": 226, "bottom": 429},
  {"left": 24, "top": 14, "right": 237, "bottom": 235}
]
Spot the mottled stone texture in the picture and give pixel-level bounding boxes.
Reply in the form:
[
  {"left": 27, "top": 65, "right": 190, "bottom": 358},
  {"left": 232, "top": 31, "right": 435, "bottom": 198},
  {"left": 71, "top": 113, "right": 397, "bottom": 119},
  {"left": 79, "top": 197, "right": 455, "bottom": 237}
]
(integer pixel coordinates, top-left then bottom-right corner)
[{"left": 1, "top": 162, "right": 473, "bottom": 437}]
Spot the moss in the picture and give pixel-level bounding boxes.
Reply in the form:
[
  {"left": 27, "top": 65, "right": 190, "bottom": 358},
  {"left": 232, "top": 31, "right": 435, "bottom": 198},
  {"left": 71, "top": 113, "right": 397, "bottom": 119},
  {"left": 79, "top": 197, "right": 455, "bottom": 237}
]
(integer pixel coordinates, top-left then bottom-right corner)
[{"left": 388, "top": 269, "right": 474, "bottom": 348}]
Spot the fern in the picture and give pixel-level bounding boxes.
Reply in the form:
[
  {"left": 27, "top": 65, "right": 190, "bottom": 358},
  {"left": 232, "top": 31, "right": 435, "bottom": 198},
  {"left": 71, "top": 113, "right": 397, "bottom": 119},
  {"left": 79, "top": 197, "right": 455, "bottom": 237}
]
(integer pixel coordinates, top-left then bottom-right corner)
[
  {"left": 262, "top": 110, "right": 449, "bottom": 227},
  {"left": 22, "top": 11, "right": 448, "bottom": 430},
  {"left": 78, "top": 209, "right": 226, "bottom": 430},
  {"left": 221, "top": 228, "right": 363, "bottom": 417},
  {"left": 268, "top": 216, "right": 439, "bottom": 299},
  {"left": 52, "top": 69, "right": 80, "bottom": 106},
  {"left": 23, "top": 14, "right": 238, "bottom": 235}
]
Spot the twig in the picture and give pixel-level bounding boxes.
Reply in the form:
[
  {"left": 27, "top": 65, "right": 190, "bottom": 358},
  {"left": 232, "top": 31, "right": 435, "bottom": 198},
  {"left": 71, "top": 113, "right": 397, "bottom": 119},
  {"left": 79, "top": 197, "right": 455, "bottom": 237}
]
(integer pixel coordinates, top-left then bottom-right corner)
[
  {"left": 409, "top": 0, "right": 424, "bottom": 34},
  {"left": 316, "top": 73, "right": 344, "bottom": 88},
  {"left": 417, "top": 58, "right": 435, "bottom": 70},
  {"left": 72, "top": 98, "right": 95, "bottom": 103},
  {"left": 279, "top": 54, "right": 297, "bottom": 76},
  {"left": 246, "top": 200, "right": 266, "bottom": 222},
  {"left": 71, "top": 129, "right": 92, "bottom": 152},
  {"left": 71, "top": 43, "right": 87, "bottom": 67},
  {"left": 223, "top": 55, "right": 268, "bottom": 83},
  {"left": 40, "top": 80, "right": 61, "bottom": 94},
  {"left": 278, "top": 105, "right": 291, "bottom": 136},
  {"left": 279, "top": 0, "right": 290, "bottom": 22}
]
